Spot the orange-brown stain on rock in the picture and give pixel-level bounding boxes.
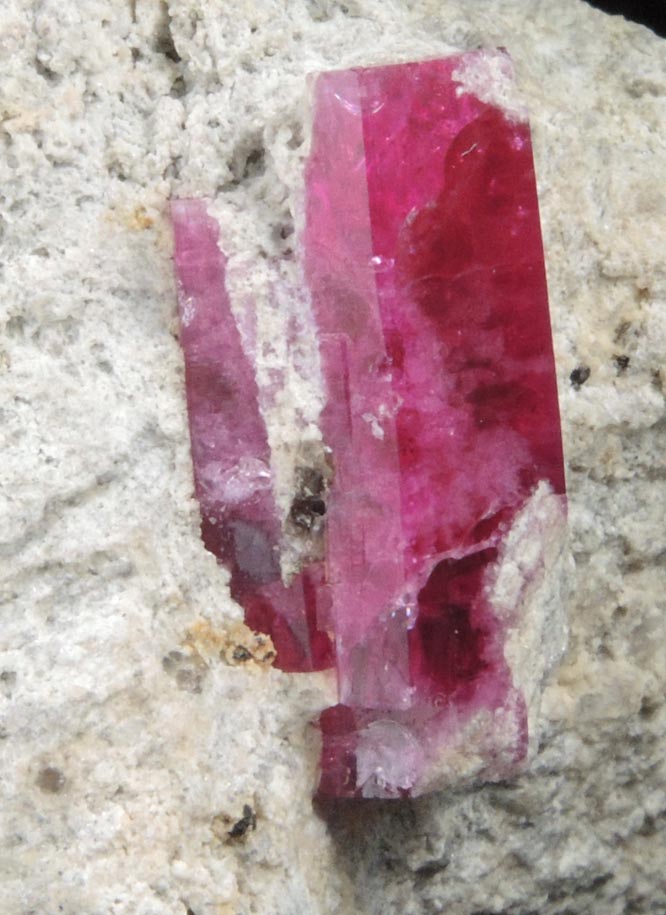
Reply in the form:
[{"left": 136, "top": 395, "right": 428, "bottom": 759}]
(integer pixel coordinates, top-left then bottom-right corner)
[{"left": 183, "top": 618, "right": 276, "bottom": 669}]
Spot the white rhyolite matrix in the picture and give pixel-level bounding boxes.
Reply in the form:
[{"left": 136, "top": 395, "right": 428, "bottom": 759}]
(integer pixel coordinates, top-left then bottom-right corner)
[{"left": 1, "top": 2, "right": 665, "bottom": 914}]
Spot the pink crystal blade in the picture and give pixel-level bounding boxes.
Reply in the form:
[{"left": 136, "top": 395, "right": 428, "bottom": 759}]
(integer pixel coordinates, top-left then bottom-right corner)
[
  {"left": 171, "top": 199, "right": 332, "bottom": 672},
  {"left": 306, "top": 53, "right": 565, "bottom": 796}
]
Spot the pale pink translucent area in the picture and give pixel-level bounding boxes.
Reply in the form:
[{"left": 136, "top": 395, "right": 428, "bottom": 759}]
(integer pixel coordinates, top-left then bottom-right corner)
[
  {"left": 171, "top": 200, "right": 332, "bottom": 672},
  {"left": 306, "top": 53, "right": 565, "bottom": 796}
]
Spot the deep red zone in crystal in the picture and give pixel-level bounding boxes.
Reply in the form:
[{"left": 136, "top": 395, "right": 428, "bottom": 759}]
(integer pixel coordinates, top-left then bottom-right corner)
[
  {"left": 409, "top": 551, "right": 496, "bottom": 702},
  {"left": 389, "top": 103, "right": 566, "bottom": 704}
]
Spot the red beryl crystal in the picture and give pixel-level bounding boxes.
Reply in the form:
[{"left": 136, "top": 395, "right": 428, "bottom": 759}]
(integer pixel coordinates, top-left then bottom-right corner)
[
  {"left": 171, "top": 49, "right": 569, "bottom": 799},
  {"left": 306, "top": 50, "right": 567, "bottom": 797},
  {"left": 171, "top": 200, "right": 332, "bottom": 672}
]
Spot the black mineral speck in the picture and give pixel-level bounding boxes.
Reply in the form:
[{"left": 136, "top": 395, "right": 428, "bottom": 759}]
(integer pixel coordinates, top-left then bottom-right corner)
[
  {"left": 570, "top": 365, "right": 591, "bottom": 389},
  {"left": 613, "top": 354, "right": 630, "bottom": 373},
  {"left": 229, "top": 804, "right": 257, "bottom": 839},
  {"left": 37, "top": 766, "right": 66, "bottom": 794},
  {"left": 289, "top": 467, "right": 328, "bottom": 532},
  {"left": 232, "top": 645, "right": 252, "bottom": 662},
  {"left": 289, "top": 495, "right": 326, "bottom": 531}
]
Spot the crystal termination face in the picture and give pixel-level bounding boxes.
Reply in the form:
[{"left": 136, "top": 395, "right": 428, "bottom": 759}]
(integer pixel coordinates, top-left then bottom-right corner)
[{"left": 171, "top": 50, "right": 569, "bottom": 799}]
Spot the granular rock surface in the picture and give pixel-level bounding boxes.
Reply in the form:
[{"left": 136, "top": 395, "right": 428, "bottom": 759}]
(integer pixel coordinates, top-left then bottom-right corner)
[{"left": 1, "top": 1, "right": 665, "bottom": 913}]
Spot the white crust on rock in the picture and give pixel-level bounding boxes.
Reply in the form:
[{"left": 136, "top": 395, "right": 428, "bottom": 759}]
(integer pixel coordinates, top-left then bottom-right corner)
[{"left": 493, "top": 483, "right": 572, "bottom": 756}]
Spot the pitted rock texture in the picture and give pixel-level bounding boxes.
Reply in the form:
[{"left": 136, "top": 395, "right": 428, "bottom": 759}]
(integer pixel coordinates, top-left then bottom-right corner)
[{"left": 1, "top": 1, "right": 665, "bottom": 914}]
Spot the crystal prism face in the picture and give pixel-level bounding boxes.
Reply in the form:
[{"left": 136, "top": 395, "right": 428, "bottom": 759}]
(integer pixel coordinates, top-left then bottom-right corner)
[{"left": 171, "top": 49, "right": 569, "bottom": 799}]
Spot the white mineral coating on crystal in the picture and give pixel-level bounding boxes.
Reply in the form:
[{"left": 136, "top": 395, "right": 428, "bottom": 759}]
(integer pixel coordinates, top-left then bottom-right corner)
[
  {"left": 213, "top": 210, "right": 327, "bottom": 567},
  {"left": 1, "top": 1, "right": 665, "bottom": 914},
  {"left": 453, "top": 48, "right": 529, "bottom": 122}
]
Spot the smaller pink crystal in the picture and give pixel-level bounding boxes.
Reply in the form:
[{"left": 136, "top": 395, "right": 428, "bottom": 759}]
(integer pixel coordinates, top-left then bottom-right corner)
[{"left": 171, "top": 200, "right": 332, "bottom": 672}]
